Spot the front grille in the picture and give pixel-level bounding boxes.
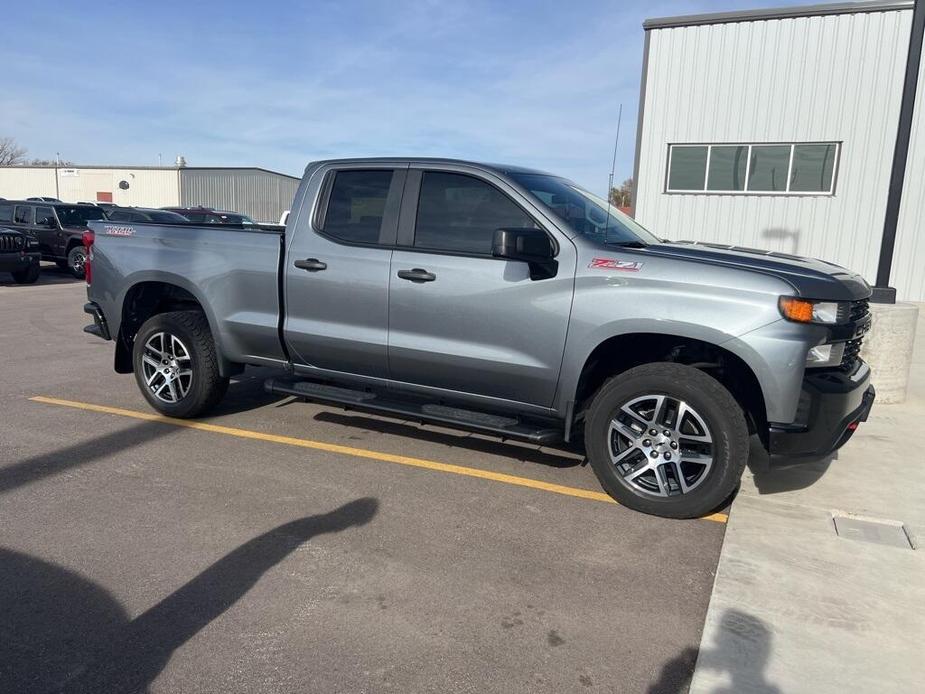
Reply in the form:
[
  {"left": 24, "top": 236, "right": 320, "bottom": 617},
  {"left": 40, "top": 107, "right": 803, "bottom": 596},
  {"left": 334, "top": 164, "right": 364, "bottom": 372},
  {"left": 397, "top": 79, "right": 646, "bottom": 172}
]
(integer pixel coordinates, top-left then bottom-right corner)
[
  {"left": 839, "top": 299, "right": 870, "bottom": 372},
  {"left": 0, "top": 233, "right": 24, "bottom": 252},
  {"left": 849, "top": 298, "right": 870, "bottom": 322}
]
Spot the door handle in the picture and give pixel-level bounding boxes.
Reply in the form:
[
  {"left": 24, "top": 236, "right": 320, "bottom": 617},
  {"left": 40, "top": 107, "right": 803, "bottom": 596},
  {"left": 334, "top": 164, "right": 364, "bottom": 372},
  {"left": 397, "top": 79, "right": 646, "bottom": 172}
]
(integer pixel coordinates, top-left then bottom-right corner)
[
  {"left": 294, "top": 258, "right": 327, "bottom": 272},
  {"left": 397, "top": 268, "right": 436, "bottom": 282}
]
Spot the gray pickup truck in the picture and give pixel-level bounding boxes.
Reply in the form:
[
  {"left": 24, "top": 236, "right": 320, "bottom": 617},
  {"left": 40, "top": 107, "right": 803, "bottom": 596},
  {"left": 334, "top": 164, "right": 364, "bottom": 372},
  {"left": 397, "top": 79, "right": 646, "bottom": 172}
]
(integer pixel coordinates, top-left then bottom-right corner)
[{"left": 83, "top": 158, "right": 875, "bottom": 518}]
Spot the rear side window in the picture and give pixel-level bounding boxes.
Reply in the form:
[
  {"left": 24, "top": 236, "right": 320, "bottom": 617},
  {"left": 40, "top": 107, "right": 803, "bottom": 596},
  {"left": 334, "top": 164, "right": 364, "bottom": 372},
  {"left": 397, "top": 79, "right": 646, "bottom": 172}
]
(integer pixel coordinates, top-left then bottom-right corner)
[
  {"left": 0, "top": 203, "right": 12, "bottom": 223},
  {"left": 413, "top": 172, "right": 536, "bottom": 255},
  {"left": 14, "top": 205, "right": 34, "bottom": 225},
  {"left": 321, "top": 170, "right": 393, "bottom": 244},
  {"left": 35, "top": 206, "right": 55, "bottom": 226}
]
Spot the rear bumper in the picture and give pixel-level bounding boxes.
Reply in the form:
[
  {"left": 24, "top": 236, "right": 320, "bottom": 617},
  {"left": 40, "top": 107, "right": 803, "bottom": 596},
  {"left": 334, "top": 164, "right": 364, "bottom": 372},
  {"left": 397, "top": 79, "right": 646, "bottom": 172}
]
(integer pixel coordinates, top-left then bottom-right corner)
[
  {"left": 768, "top": 362, "right": 875, "bottom": 464},
  {"left": 0, "top": 251, "right": 40, "bottom": 273},
  {"left": 83, "top": 301, "right": 111, "bottom": 340}
]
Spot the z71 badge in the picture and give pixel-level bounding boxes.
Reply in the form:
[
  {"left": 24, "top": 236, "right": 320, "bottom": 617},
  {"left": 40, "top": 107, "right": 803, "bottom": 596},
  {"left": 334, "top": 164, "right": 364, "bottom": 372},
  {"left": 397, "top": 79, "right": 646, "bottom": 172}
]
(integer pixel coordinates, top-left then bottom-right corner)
[{"left": 589, "top": 258, "right": 643, "bottom": 272}]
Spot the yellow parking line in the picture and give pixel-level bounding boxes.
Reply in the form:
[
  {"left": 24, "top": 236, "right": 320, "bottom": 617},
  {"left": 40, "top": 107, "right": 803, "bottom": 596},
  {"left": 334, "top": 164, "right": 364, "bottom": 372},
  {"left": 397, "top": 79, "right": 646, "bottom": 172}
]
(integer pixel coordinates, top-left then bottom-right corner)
[{"left": 29, "top": 395, "right": 728, "bottom": 523}]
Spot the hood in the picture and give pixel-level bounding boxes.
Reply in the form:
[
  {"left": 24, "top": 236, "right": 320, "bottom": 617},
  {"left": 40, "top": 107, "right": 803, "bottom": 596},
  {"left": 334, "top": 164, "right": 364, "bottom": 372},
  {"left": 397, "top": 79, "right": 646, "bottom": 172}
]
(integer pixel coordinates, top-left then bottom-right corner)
[{"left": 641, "top": 241, "right": 871, "bottom": 301}]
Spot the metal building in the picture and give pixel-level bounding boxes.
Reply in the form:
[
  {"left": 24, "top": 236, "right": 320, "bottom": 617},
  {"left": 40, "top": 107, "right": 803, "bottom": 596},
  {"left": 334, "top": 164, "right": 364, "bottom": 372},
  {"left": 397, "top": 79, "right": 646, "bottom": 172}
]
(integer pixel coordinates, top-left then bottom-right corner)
[
  {"left": 633, "top": 0, "right": 925, "bottom": 302},
  {"left": 0, "top": 165, "right": 299, "bottom": 223}
]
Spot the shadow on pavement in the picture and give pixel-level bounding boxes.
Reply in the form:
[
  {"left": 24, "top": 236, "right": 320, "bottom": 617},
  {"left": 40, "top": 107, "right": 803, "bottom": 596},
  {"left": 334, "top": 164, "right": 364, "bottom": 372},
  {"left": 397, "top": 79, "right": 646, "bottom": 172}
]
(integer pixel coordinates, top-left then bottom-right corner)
[
  {"left": 0, "top": 420, "right": 174, "bottom": 495},
  {"left": 745, "top": 436, "right": 833, "bottom": 495},
  {"left": 0, "top": 263, "right": 82, "bottom": 287},
  {"left": 313, "top": 410, "right": 584, "bottom": 469},
  {"left": 647, "top": 609, "right": 780, "bottom": 694},
  {"left": 0, "top": 498, "right": 378, "bottom": 694}
]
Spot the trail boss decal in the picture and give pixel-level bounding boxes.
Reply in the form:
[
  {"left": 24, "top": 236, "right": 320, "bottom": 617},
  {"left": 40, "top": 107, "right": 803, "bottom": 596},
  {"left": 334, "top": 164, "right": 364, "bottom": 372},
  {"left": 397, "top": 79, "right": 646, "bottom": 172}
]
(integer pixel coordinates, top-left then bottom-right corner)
[
  {"left": 589, "top": 258, "right": 643, "bottom": 272},
  {"left": 104, "top": 225, "right": 135, "bottom": 236}
]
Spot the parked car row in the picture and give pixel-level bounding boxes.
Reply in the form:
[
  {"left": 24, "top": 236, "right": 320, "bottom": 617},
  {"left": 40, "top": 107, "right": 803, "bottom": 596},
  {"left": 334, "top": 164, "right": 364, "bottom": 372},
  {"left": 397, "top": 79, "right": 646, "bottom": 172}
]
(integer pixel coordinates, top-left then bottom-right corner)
[{"left": 0, "top": 200, "right": 260, "bottom": 281}]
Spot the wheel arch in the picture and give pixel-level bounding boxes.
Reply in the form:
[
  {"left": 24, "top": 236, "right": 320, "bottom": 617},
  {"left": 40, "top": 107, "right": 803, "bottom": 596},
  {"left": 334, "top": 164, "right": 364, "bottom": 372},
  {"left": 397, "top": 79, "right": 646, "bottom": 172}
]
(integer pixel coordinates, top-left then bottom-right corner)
[
  {"left": 114, "top": 277, "right": 241, "bottom": 378},
  {"left": 569, "top": 331, "right": 768, "bottom": 445}
]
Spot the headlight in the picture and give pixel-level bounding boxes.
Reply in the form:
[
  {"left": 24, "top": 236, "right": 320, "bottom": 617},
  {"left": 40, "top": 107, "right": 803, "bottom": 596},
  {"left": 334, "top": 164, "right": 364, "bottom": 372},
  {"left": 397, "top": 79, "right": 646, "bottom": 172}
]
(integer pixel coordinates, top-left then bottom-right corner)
[
  {"left": 806, "top": 342, "right": 846, "bottom": 368},
  {"left": 779, "top": 297, "right": 844, "bottom": 324}
]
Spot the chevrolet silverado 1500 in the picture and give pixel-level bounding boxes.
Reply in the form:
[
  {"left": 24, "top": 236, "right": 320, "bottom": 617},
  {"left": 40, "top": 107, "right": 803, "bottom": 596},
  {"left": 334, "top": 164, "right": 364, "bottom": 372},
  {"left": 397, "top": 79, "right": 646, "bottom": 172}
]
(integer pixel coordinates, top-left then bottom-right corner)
[{"left": 83, "top": 158, "right": 875, "bottom": 518}]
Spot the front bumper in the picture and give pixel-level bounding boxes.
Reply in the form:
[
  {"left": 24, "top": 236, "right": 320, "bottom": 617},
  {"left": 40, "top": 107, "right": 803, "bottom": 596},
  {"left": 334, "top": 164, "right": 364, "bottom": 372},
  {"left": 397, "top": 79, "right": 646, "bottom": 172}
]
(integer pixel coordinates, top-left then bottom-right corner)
[
  {"left": 83, "top": 301, "right": 111, "bottom": 340},
  {"left": 768, "top": 361, "right": 875, "bottom": 463},
  {"left": 0, "top": 251, "right": 40, "bottom": 273}
]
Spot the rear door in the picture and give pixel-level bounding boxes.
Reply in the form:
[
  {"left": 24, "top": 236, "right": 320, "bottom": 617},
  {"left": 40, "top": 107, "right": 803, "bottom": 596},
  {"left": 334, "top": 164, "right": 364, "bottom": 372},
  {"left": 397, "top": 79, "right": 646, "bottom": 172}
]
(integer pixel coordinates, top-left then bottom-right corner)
[
  {"left": 284, "top": 165, "right": 406, "bottom": 380},
  {"left": 387, "top": 167, "right": 576, "bottom": 408}
]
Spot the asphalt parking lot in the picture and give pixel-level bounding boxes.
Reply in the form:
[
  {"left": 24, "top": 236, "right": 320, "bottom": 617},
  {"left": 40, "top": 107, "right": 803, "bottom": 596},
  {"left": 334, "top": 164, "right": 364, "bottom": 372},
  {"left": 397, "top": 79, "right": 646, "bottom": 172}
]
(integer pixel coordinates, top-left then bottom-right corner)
[{"left": 1, "top": 271, "right": 726, "bottom": 694}]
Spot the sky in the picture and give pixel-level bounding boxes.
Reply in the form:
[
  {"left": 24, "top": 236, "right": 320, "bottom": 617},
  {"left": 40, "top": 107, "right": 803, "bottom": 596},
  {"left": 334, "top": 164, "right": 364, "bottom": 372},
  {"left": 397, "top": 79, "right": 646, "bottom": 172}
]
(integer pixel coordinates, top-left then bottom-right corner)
[{"left": 1, "top": 0, "right": 821, "bottom": 193}]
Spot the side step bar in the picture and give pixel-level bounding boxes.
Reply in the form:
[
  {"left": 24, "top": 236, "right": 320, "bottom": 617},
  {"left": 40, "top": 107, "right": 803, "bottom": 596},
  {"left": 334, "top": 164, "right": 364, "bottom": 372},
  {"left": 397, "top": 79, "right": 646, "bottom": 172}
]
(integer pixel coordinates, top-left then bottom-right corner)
[{"left": 264, "top": 377, "right": 562, "bottom": 444}]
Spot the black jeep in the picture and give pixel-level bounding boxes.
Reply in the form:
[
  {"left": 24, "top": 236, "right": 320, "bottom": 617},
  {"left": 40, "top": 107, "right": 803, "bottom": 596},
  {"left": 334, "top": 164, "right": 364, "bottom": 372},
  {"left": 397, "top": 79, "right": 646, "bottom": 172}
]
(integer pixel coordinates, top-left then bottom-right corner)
[
  {"left": 0, "top": 200, "right": 106, "bottom": 278},
  {"left": 0, "top": 226, "right": 41, "bottom": 283}
]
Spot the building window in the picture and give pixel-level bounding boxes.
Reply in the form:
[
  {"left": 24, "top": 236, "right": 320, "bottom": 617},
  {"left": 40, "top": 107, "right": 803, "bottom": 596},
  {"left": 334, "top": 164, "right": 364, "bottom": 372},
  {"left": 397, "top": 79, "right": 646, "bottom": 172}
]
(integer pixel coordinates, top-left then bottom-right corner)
[{"left": 666, "top": 142, "right": 839, "bottom": 195}]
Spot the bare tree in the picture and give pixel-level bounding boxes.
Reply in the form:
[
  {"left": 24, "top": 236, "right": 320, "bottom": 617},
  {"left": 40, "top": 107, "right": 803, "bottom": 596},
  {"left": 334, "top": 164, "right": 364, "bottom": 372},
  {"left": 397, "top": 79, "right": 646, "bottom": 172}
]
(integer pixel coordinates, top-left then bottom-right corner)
[
  {"left": 608, "top": 177, "right": 634, "bottom": 208},
  {"left": 0, "top": 137, "right": 27, "bottom": 166}
]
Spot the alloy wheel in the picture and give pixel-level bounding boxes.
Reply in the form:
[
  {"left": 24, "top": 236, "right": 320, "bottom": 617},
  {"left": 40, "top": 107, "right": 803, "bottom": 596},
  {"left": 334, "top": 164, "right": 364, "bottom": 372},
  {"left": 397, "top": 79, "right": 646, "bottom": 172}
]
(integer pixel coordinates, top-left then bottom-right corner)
[
  {"left": 608, "top": 394, "right": 714, "bottom": 497},
  {"left": 141, "top": 332, "right": 193, "bottom": 403}
]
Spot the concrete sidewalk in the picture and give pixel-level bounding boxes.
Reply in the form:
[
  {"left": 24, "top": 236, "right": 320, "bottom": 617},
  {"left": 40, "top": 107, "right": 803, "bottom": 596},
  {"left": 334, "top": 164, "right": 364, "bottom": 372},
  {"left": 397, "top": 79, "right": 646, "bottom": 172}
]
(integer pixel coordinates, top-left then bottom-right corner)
[{"left": 690, "top": 306, "right": 925, "bottom": 694}]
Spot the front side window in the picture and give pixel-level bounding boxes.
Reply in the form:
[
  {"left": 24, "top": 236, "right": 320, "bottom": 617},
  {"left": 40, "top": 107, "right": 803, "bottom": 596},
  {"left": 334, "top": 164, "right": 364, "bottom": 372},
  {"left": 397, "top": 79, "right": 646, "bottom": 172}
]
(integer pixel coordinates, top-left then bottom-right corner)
[
  {"left": 322, "top": 170, "right": 393, "bottom": 244},
  {"left": 414, "top": 172, "right": 536, "bottom": 254},
  {"left": 56, "top": 206, "right": 106, "bottom": 226},
  {"left": 666, "top": 142, "right": 840, "bottom": 194},
  {"left": 14, "top": 206, "right": 34, "bottom": 225},
  {"left": 35, "top": 206, "right": 55, "bottom": 226}
]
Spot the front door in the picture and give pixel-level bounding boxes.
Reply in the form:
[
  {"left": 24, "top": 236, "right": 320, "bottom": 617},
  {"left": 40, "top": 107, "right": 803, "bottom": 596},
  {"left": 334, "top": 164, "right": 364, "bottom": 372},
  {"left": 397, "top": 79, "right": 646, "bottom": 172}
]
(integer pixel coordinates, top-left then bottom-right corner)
[
  {"left": 32, "top": 205, "right": 59, "bottom": 256},
  {"left": 283, "top": 166, "right": 406, "bottom": 380},
  {"left": 388, "top": 169, "right": 575, "bottom": 408}
]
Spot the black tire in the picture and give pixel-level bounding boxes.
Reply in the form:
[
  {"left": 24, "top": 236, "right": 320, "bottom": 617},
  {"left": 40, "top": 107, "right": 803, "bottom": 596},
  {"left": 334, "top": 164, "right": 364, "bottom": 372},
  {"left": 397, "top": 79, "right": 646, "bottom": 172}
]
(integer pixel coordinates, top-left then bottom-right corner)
[
  {"left": 132, "top": 311, "right": 229, "bottom": 418},
  {"left": 11, "top": 262, "right": 40, "bottom": 284},
  {"left": 66, "top": 245, "right": 87, "bottom": 279},
  {"left": 583, "top": 362, "right": 748, "bottom": 519}
]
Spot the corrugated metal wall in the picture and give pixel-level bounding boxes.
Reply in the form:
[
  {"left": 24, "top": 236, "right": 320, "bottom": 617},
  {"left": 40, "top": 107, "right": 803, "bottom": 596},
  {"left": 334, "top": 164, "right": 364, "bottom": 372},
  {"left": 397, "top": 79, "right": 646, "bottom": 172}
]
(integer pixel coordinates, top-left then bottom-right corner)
[
  {"left": 892, "top": 39, "right": 925, "bottom": 301},
  {"left": 634, "top": 8, "right": 922, "bottom": 298},
  {"left": 179, "top": 168, "right": 300, "bottom": 223}
]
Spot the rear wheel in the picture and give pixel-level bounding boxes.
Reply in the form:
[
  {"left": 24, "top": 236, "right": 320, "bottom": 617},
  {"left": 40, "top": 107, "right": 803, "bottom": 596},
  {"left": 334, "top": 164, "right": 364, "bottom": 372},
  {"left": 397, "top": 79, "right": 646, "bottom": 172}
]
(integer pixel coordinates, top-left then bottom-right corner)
[
  {"left": 66, "top": 245, "right": 87, "bottom": 279},
  {"left": 132, "top": 311, "right": 228, "bottom": 418},
  {"left": 12, "top": 262, "right": 40, "bottom": 284},
  {"left": 584, "top": 362, "right": 748, "bottom": 519}
]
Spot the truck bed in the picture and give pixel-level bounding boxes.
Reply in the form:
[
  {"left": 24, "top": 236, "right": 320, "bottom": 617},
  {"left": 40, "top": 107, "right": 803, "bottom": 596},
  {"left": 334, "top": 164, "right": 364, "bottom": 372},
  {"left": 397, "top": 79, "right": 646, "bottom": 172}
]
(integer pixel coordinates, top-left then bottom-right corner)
[{"left": 88, "top": 220, "right": 288, "bottom": 367}]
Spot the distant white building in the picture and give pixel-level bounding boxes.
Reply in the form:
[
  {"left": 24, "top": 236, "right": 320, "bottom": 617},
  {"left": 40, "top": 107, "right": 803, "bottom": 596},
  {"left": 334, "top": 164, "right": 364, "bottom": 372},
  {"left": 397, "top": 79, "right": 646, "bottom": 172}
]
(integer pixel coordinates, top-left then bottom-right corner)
[
  {"left": 633, "top": 0, "right": 924, "bottom": 302},
  {"left": 0, "top": 165, "right": 299, "bottom": 223}
]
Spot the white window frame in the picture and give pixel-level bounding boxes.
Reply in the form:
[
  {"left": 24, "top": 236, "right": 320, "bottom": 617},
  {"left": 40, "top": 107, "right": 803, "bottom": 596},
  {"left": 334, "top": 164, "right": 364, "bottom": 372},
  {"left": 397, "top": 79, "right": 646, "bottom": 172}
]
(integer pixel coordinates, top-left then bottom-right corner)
[{"left": 664, "top": 142, "right": 841, "bottom": 196}]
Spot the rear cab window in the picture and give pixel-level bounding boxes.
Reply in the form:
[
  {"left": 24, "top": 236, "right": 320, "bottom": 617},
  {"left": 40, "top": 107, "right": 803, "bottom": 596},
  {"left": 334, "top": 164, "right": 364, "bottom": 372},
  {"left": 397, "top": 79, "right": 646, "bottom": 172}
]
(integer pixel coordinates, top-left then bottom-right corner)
[
  {"left": 14, "top": 205, "right": 34, "bottom": 225},
  {"left": 319, "top": 169, "right": 395, "bottom": 244}
]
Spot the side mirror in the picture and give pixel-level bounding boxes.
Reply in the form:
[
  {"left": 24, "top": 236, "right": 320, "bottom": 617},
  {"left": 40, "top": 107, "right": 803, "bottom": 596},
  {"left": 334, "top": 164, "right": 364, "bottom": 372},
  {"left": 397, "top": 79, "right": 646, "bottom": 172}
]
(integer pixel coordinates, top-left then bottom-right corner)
[{"left": 492, "top": 227, "right": 558, "bottom": 280}]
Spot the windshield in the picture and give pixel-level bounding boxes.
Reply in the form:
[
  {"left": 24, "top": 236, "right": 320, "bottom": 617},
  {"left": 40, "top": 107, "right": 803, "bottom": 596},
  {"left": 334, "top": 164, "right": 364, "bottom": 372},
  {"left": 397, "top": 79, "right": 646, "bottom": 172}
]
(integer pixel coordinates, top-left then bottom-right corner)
[
  {"left": 149, "top": 211, "right": 188, "bottom": 223},
  {"left": 510, "top": 173, "right": 659, "bottom": 245},
  {"left": 56, "top": 206, "right": 106, "bottom": 226},
  {"left": 216, "top": 213, "right": 255, "bottom": 225}
]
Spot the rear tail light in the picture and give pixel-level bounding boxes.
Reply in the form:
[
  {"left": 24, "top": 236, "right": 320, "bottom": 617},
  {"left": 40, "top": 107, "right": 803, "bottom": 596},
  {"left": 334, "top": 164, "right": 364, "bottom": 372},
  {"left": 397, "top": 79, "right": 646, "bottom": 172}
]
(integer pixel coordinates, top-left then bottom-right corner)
[{"left": 83, "top": 230, "right": 95, "bottom": 285}]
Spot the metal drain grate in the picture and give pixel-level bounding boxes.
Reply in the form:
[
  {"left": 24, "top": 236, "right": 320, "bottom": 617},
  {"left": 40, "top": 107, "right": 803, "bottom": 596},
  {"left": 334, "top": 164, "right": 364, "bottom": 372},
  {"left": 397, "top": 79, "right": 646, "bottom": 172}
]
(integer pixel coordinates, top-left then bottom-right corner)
[{"left": 832, "top": 515, "right": 913, "bottom": 549}]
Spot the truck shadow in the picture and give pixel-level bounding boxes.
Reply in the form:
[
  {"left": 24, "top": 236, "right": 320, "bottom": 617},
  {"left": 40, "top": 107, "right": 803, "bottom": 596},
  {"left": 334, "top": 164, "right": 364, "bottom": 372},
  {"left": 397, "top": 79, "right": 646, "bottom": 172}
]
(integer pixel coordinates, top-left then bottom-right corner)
[
  {"left": 745, "top": 436, "right": 833, "bottom": 495},
  {"left": 311, "top": 410, "right": 584, "bottom": 469},
  {"left": 0, "top": 263, "right": 82, "bottom": 287},
  {"left": 0, "top": 498, "right": 378, "bottom": 694}
]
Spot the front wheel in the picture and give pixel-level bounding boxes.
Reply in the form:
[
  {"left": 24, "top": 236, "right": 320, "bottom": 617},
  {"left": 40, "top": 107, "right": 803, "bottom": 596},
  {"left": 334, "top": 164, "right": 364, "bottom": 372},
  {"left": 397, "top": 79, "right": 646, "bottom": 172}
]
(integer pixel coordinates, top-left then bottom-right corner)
[
  {"left": 132, "top": 311, "right": 229, "bottom": 418},
  {"left": 584, "top": 363, "right": 749, "bottom": 519},
  {"left": 12, "top": 262, "right": 40, "bottom": 284},
  {"left": 66, "top": 245, "right": 87, "bottom": 279}
]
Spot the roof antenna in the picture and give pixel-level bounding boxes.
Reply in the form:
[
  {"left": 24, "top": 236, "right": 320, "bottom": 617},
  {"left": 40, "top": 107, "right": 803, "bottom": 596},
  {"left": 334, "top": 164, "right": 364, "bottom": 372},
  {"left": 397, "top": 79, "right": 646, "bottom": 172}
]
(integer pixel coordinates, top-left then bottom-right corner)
[{"left": 604, "top": 103, "right": 623, "bottom": 236}]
